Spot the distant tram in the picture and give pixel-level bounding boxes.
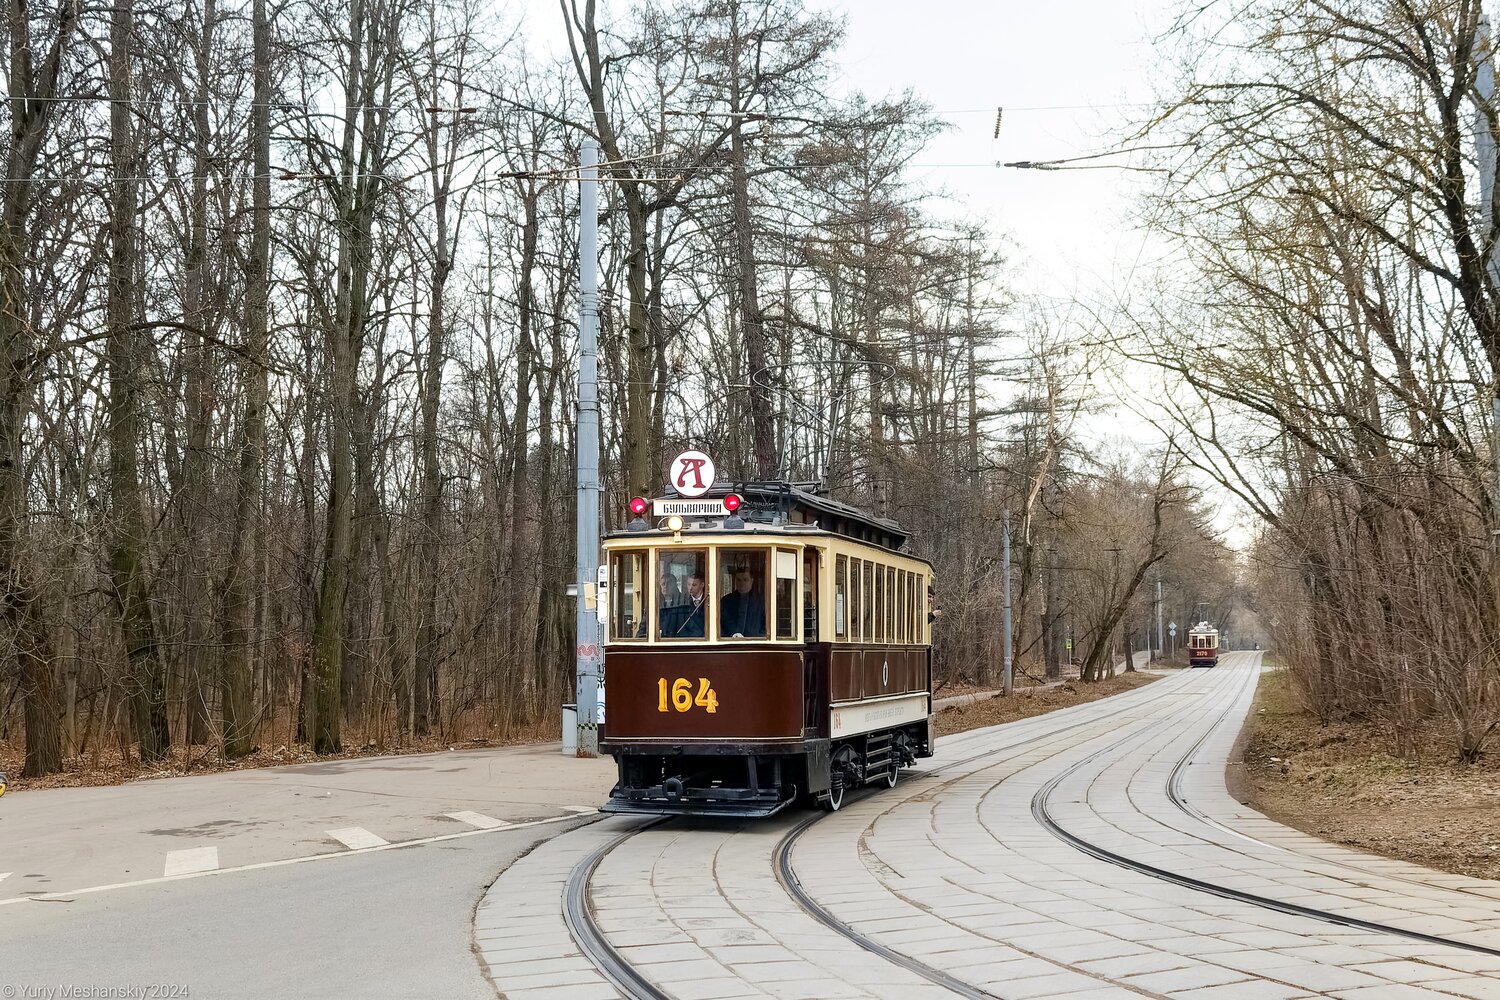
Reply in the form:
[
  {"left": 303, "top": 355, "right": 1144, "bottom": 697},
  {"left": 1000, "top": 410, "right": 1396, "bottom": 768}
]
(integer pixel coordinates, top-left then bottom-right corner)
[
  {"left": 1187, "top": 622, "right": 1220, "bottom": 668},
  {"left": 599, "top": 479, "right": 934, "bottom": 816}
]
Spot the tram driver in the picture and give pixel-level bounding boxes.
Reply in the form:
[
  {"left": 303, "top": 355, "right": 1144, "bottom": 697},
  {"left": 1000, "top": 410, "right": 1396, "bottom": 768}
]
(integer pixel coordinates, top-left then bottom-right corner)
[{"left": 720, "top": 561, "right": 767, "bottom": 638}]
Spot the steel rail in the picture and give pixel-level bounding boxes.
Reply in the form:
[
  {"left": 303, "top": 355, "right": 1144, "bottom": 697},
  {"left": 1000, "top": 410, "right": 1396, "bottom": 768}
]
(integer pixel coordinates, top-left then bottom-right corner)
[
  {"left": 1032, "top": 688, "right": 1500, "bottom": 962},
  {"left": 768, "top": 677, "right": 1195, "bottom": 1000},
  {"left": 563, "top": 670, "right": 1194, "bottom": 999},
  {"left": 1164, "top": 657, "right": 1500, "bottom": 908},
  {"left": 562, "top": 818, "right": 674, "bottom": 1000}
]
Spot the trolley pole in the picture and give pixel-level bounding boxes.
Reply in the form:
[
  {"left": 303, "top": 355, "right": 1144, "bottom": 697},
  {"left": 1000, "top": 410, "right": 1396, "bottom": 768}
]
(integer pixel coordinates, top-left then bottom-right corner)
[
  {"left": 575, "top": 139, "right": 602, "bottom": 757},
  {"left": 1002, "top": 507, "right": 1014, "bottom": 695}
]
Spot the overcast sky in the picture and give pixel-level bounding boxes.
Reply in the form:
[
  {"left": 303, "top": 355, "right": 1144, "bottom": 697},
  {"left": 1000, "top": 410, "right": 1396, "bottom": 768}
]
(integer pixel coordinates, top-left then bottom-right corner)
[{"left": 800, "top": 0, "right": 1180, "bottom": 301}]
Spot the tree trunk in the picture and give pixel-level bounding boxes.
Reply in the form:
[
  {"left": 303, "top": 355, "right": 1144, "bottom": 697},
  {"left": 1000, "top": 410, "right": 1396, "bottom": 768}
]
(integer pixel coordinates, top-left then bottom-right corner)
[
  {"left": 4, "top": 0, "right": 79, "bottom": 779},
  {"left": 107, "top": 0, "right": 171, "bottom": 761},
  {"left": 218, "top": 0, "right": 271, "bottom": 759}
]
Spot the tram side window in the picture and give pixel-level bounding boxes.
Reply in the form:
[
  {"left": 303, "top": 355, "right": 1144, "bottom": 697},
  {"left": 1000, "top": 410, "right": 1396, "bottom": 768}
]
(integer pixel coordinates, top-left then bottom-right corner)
[
  {"left": 719, "top": 549, "right": 769, "bottom": 639},
  {"left": 657, "top": 549, "right": 707, "bottom": 640},
  {"left": 803, "top": 548, "right": 819, "bottom": 641},
  {"left": 862, "top": 561, "right": 874, "bottom": 641},
  {"left": 610, "top": 550, "right": 647, "bottom": 641},
  {"left": 907, "top": 572, "right": 916, "bottom": 643},
  {"left": 848, "top": 556, "right": 860, "bottom": 641},
  {"left": 875, "top": 565, "right": 886, "bottom": 643},
  {"left": 775, "top": 548, "right": 797, "bottom": 640},
  {"left": 897, "top": 570, "right": 906, "bottom": 644},
  {"left": 876, "top": 566, "right": 888, "bottom": 644},
  {"left": 916, "top": 574, "right": 926, "bottom": 641},
  {"left": 834, "top": 555, "right": 847, "bottom": 639}
]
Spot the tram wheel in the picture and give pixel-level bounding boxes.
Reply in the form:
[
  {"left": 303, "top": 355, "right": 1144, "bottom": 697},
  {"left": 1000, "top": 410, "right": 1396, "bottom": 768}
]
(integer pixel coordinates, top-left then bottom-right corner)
[
  {"left": 884, "top": 761, "right": 899, "bottom": 788},
  {"left": 824, "top": 770, "right": 845, "bottom": 811}
]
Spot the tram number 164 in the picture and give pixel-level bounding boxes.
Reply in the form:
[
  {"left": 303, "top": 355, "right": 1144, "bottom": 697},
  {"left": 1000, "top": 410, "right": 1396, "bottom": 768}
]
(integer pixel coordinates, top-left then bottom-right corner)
[{"left": 657, "top": 677, "right": 719, "bottom": 714}]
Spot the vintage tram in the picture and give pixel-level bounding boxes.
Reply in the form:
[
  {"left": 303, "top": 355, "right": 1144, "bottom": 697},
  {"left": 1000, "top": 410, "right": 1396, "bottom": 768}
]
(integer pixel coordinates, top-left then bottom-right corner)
[
  {"left": 1187, "top": 621, "right": 1220, "bottom": 668},
  {"left": 598, "top": 481, "right": 934, "bottom": 817}
]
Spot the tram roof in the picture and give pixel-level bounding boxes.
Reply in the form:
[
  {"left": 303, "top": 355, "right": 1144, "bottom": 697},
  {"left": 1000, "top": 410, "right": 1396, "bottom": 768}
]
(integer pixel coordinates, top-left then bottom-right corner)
[{"left": 609, "top": 481, "right": 913, "bottom": 552}]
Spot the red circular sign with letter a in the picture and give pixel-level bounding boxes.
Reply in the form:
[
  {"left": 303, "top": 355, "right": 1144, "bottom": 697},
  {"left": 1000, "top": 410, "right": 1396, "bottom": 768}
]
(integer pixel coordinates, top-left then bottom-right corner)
[{"left": 670, "top": 451, "right": 716, "bottom": 498}]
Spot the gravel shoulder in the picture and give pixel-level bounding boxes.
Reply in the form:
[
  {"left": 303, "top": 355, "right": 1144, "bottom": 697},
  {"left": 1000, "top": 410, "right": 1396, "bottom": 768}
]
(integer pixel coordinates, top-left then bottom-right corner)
[
  {"left": 1229, "top": 665, "right": 1500, "bottom": 881},
  {"left": 934, "top": 670, "right": 1159, "bottom": 737}
]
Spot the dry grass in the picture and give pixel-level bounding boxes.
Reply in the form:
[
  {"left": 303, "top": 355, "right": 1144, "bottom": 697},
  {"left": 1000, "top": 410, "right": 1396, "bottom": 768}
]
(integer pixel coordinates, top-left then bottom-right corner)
[
  {"left": 0, "top": 715, "right": 560, "bottom": 793},
  {"left": 935, "top": 671, "right": 1160, "bottom": 737},
  {"left": 1232, "top": 669, "right": 1500, "bottom": 881}
]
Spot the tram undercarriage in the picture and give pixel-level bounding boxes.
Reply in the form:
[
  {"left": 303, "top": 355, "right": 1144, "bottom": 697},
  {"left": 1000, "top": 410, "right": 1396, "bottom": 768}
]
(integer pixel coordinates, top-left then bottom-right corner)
[{"left": 602, "top": 723, "right": 930, "bottom": 818}]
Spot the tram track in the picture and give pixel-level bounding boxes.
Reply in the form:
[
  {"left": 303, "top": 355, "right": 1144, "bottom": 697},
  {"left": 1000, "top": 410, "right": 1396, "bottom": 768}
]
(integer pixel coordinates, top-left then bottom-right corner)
[
  {"left": 563, "top": 660, "right": 1500, "bottom": 1000},
  {"left": 562, "top": 818, "right": 675, "bottom": 1000},
  {"left": 558, "top": 684, "right": 1175, "bottom": 999},
  {"left": 1031, "top": 659, "right": 1500, "bottom": 963}
]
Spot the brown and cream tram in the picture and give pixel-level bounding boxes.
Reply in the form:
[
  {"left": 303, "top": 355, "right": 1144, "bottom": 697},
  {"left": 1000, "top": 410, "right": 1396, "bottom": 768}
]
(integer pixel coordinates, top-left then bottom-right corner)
[
  {"left": 1187, "top": 622, "right": 1220, "bottom": 668},
  {"left": 599, "top": 482, "right": 934, "bottom": 816}
]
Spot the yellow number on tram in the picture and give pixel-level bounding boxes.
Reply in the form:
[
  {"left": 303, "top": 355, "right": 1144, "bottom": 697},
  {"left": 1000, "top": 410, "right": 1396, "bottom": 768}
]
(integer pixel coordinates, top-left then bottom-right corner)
[{"left": 656, "top": 676, "right": 719, "bottom": 714}]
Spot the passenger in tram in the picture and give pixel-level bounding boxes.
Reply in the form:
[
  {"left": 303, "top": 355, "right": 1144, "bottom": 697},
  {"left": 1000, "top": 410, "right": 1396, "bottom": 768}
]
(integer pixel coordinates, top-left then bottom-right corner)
[
  {"left": 661, "top": 573, "right": 708, "bottom": 638},
  {"left": 720, "top": 563, "right": 766, "bottom": 638},
  {"left": 659, "top": 572, "right": 683, "bottom": 608}
]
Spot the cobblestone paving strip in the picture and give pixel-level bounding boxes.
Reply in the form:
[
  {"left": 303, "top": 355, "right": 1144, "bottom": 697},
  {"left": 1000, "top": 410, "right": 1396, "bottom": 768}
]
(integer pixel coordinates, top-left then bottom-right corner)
[{"left": 791, "top": 653, "right": 1500, "bottom": 999}]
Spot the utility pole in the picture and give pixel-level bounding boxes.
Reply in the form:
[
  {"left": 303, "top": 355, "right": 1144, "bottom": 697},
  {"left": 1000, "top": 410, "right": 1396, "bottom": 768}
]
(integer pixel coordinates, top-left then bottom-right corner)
[
  {"left": 1002, "top": 507, "right": 1014, "bottom": 695},
  {"left": 1477, "top": 19, "right": 1500, "bottom": 568},
  {"left": 1155, "top": 577, "right": 1164, "bottom": 663},
  {"left": 575, "top": 139, "right": 602, "bottom": 757}
]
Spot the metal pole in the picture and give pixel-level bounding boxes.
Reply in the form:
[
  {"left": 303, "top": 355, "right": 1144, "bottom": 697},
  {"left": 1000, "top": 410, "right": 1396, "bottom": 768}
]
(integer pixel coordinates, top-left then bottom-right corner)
[
  {"left": 1155, "top": 577, "right": 1164, "bottom": 663},
  {"left": 575, "top": 139, "right": 602, "bottom": 757},
  {"left": 1002, "top": 507, "right": 1013, "bottom": 695},
  {"left": 1477, "top": 18, "right": 1500, "bottom": 557}
]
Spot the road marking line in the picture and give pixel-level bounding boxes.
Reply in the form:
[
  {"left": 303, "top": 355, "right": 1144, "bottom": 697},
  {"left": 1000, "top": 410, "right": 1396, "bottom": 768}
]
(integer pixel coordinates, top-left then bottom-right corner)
[
  {"left": 0, "top": 812, "right": 597, "bottom": 908},
  {"left": 446, "top": 811, "right": 509, "bottom": 830},
  {"left": 163, "top": 847, "right": 219, "bottom": 877},
  {"left": 327, "top": 827, "right": 389, "bottom": 850}
]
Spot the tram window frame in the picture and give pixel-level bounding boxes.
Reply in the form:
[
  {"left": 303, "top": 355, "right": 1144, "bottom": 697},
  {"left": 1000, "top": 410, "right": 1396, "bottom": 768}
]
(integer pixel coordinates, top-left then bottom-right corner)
[
  {"left": 861, "top": 561, "right": 874, "bottom": 641},
  {"left": 609, "top": 549, "right": 648, "bottom": 642},
  {"left": 908, "top": 572, "right": 916, "bottom": 643},
  {"left": 849, "top": 556, "right": 861, "bottom": 641},
  {"left": 896, "top": 569, "right": 906, "bottom": 644},
  {"left": 835, "top": 554, "right": 848, "bottom": 639},
  {"left": 774, "top": 547, "right": 798, "bottom": 641},
  {"left": 916, "top": 573, "right": 925, "bottom": 642},
  {"left": 803, "top": 548, "right": 819, "bottom": 642},
  {"left": 886, "top": 568, "right": 895, "bottom": 644},
  {"left": 717, "top": 547, "right": 771, "bottom": 641},
  {"left": 875, "top": 564, "right": 885, "bottom": 643},
  {"left": 655, "top": 548, "right": 708, "bottom": 641}
]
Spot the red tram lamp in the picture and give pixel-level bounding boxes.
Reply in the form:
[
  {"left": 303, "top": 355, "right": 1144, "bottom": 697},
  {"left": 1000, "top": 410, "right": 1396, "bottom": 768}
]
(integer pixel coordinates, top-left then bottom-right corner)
[
  {"left": 627, "top": 496, "right": 649, "bottom": 532},
  {"left": 723, "top": 492, "right": 746, "bottom": 529}
]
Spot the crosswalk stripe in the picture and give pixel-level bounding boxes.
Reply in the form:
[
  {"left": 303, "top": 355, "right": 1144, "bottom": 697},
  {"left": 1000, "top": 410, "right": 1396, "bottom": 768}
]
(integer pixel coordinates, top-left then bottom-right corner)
[
  {"left": 163, "top": 847, "right": 219, "bottom": 877},
  {"left": 445, "top": 811, "right": 509, "bottom": 830},
  {"left": 327, "top": 827, "right": 388, "bottom": 850}
]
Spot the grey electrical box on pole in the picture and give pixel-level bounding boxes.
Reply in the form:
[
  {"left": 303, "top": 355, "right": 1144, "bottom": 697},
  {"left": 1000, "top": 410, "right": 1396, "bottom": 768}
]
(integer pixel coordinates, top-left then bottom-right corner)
[
  {"left": 575, "top": 139, "right": 602, "bottom": 757},
  {"left": 1002, "top": 507, "right": 1013, "bottom": 695}
]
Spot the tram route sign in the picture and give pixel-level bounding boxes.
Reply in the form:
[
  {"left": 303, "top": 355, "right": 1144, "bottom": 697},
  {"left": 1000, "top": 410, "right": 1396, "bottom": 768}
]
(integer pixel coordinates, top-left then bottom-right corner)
[
  {"left": 669, "top": 450, "right": 715, "bottom": 498},
  {"left": 653, "top": 498, "right": 726, "bottom": 517}
]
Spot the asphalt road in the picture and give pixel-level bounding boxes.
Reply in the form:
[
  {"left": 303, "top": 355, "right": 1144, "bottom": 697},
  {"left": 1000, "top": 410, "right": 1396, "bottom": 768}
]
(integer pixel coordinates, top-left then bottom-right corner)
[
  {"left": 0, "top": 742, "right": 617, "bottom": 999},
  {"left": 3, "top": 820, "right": 587, "bottom": 1000}
]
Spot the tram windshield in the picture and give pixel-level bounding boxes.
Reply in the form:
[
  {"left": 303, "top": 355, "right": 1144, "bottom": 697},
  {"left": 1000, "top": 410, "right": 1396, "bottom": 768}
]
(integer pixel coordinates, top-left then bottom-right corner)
[
  {"left": 718, "top": 550, "right": 769, "bottom": 639},
  {"left": 657, "top": 549, "right": 707, "bottom": 640}
]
